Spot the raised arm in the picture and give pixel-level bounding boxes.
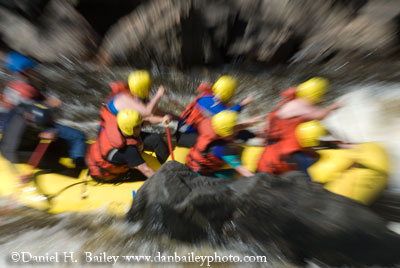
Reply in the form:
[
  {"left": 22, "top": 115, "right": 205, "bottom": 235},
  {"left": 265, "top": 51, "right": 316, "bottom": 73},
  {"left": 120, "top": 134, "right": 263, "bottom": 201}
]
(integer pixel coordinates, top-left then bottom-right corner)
[
  {"left": 144, "top": 86, "right": 165, "bottom": 115},
  {"left": 234, "top": 115, "right": 264, "bottom": 132},
  {"left": 143, "top": 114, "right": 172, "bottom": 125},
  {"left": 302, "top": 102, "right": 343, "bottom": 120}
]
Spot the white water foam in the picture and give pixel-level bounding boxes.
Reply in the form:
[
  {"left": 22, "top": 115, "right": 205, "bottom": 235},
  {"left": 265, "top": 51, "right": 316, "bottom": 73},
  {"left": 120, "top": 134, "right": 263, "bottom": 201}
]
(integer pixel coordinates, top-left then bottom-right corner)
[{"left": 323, "top": 83, "right": 400, "bottom": 193}]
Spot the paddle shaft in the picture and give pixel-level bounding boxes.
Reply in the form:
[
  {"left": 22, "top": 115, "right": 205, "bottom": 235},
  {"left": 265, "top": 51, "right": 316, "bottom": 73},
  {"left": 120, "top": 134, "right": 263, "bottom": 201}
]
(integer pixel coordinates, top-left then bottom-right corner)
[
  {"left": 165, "top": 123, "right": 174, "bottom": 160},
  {"left": 27, "top": 139, "right": 52, "bottom": 169}
]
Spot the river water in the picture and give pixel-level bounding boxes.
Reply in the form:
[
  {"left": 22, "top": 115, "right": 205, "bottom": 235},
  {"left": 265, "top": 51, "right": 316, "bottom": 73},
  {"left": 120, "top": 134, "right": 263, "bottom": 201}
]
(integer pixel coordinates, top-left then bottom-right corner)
[{"left": 1, "top": 59, "right": 400, "bottom": 267}]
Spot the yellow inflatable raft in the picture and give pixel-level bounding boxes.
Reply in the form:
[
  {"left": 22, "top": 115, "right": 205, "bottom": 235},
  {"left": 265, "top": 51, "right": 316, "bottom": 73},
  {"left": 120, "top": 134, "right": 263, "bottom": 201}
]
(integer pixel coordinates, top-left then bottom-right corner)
[
  {"left": 0, "top": 152, "right": 161, "bottom": 216},
  {"left": 309, "top": 142, "right": 390, "bottom": 205},
  {"left": 236, "top": 142, "right": 390, "bottom": 206},
  {"left": 227, "top": 142, "right": 390, "bottom": 206},
  {"left": 0, "top": 142, "right": 389, "bottom": 216}
]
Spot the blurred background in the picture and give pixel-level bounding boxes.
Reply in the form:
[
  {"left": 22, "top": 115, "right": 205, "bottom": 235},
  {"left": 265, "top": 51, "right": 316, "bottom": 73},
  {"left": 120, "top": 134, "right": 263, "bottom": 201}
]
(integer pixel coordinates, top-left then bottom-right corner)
[{"left": 1, "top": 0, "right": 400, "bottom": 267}]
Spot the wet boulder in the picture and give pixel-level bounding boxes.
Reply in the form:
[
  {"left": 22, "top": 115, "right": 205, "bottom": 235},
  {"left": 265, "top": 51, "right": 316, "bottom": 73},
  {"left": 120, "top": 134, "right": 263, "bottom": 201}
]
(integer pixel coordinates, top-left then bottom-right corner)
[
  {"left": 127, "top": 162, "right": 400, "bottom": 266},
  {"left": 1, "top": 0, "right": 399, "bottom": 67},
  {"left": 231, "top": 172, "right": 400, "bottom": 266},
  {"left": 0, "top": 0, "right": 50, "bottom": 21},
  {"left": 97, "top": 0, "right": 400, "bottom": 68},
  {"left": 96, "top": 0, "right": 194, "bottom": 68},
  {"left": 126, "top": 161, "right": 236, "bottom": 242},
  {"left": 0, "top": 0, "right": 97, "bottom": 62}
]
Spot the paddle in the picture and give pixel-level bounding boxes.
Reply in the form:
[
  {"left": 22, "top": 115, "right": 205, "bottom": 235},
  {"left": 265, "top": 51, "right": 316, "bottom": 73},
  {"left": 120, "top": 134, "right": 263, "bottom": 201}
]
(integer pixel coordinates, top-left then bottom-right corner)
[
  {"left": 20, "top": 139, "right": 52, "bottom": 183},
  {"left": 27, "top": 139, "right": 52, "bottom": 167},
  {"left": 165, "top": 123, "right": 174, "bottom": 160}
]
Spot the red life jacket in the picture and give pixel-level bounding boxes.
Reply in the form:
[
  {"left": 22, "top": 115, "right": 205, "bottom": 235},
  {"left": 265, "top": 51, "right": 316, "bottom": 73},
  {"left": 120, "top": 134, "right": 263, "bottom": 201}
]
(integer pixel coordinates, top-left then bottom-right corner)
[
  {"left": 98, "top": 81, "right": 130, "bottom": 129},
  {"left": 1, "top": 80, "right": 40, "bottom": 109},
  {"left": 87, "top": 108, "right": 142, "bottom": 180},
  {"left": 179, "top": 82, "right": 213, "bottom": 130},
  {"left": 109, "top": 81, "right": 129, "bottom": 95},
  {"left": 257, "top": 87, "right": 306, "bottom": 174},
  {"left": 186, "top": 119, "right": 226, "bottom": 176}
]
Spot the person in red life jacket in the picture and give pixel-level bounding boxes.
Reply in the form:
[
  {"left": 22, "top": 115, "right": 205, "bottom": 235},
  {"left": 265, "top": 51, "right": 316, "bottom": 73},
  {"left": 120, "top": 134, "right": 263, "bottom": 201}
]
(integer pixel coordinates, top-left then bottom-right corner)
[
  {"left": 0, "top": 51, "right": 43, "bottom": 131},
  {"left": 0, "top": 52, "right": 87, "bottom": 178},
  {"left": 87, "top": 109, "right": 156, "bottom": 181},
  {"left": 186, "top": 110, "right": 254, "bottom": 178},
  {"left": 177, "top": 75, "right": 254, "bottom": 148},
  {"left": 256, "top": 77, "right": 343, "bottom": 175},
  {"left": 106, "top": 70, "right": 167, "bottom": 118},
  {"left": 100, "top": 70, "right": 172, "bottom": 164}
]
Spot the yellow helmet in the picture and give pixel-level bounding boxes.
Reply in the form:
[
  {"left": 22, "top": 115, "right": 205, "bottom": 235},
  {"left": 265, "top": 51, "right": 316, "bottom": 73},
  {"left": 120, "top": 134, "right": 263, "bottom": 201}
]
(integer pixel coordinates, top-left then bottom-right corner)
[
  {"left": 211, "top": 111, "right": 238, "bottom": 137},
  {"left": 295, "top": 120, "right": 327, "bottom": 147},
  {"left": 296, "top": 77, "right": 328, "bottom": 104},
  {"left": 212, "top": 76, "right": 237, "bottom": 103},
  {"left": 128, "top": 70, "right": 151, "bottom": 99},
  {"left": 117, "top": 109, "right": 143, "bottom": 136}
]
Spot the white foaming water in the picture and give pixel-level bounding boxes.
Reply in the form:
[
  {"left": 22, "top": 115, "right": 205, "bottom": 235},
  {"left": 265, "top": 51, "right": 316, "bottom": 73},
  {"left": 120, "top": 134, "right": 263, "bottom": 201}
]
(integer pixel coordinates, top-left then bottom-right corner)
[
  {"left": 323, "top": 83, "right": 400, "bottom": 193},
  {"left": 0, "top": 205, "right": 285, "bottom": 268}
]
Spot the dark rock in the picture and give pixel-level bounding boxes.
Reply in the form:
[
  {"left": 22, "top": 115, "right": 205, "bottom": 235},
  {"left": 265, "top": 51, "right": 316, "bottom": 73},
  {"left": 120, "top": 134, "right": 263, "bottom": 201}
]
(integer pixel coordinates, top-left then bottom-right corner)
[
  {"left": 97, "top": 0, "right": 193, "bottom": 68},
  {"left": 98, "top": 0, "right": 400, "bottom": 68},
  {"left": 1, "top": 0, "right": 400, "bottom": 67},
  {"left": 232, "top": 172, "right": 400, "bottom": 266},
  {"left": 291, "top": 0, "right": 400, "bottom": 64},
  {"left": 97, "top": 0, "right": 249, "bottom": 67},
  {"left": 0, "top": 0, "right": 97, "bottom": 62},
  {"left": 372, "top": 192, "right": 400, "bottom": 222},
  {"left": 127, "top": 164, "right": 400, "bottom": 266},
  {"left": 126, "top": 161, "right": 235, "bottom": 242},
  {"left": 0, "top": 0, "right": 50, "bottom": 21}
]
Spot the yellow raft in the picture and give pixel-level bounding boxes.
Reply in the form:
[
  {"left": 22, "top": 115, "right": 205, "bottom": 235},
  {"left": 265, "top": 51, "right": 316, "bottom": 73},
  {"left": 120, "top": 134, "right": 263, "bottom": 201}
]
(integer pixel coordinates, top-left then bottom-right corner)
[
  {"left": 0, "top": 152, "right": 164, "bottom": 216},
  {"left": 238, "top": 142, "right": 390, "bottom": 205},
  {"left": 309, "top": 142, "right": 390, "bottom": 205},
  {"left": 0, "top": 142, "right": 389, "bottom": 216},
  {"left": 237, "top": 142, "right": 390, "bottom": 206}
]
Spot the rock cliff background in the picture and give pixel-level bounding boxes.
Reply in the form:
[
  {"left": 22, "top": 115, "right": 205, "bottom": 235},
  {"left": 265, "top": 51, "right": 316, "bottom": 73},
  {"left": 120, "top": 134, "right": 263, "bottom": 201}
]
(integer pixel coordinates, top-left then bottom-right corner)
[{"left": 0, "top": 0, "right": 399, "bottom": 68}]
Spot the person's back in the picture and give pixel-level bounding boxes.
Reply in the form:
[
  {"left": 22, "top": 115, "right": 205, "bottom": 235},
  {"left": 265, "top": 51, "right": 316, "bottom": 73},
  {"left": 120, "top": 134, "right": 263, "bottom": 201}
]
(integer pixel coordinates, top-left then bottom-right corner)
[
  {"left": 0, "top": 51, "right": 87, "bottom": 179},
  {"left": 0, "top": 102, "right": 54, "bottom": 162},
  {"left": 257, "top": 77, "right": 342, "bottom": 175},
  {"left": 87, "top": 109, "right": 156, "bottom": 181},
  {"left": 107, "top": 71, "right": 166, "bottom": 119},
  {"left": 0, "top": 52, "right": 43, "bottom": 131},
  {"left": 100, "top": 71, "right": 171, "bottom": 164}
]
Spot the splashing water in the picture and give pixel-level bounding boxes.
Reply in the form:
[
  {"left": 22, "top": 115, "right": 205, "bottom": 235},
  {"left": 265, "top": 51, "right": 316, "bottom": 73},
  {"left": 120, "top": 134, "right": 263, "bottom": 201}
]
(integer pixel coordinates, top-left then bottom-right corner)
[{"left": 323, "top": 83, "right": 400, "bottom": 192}]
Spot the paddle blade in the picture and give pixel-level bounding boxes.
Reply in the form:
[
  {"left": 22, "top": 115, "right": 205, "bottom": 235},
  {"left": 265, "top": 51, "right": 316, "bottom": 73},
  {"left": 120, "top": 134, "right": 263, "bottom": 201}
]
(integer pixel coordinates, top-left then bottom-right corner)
[{"left": 27, "top": 139, "right": 52, "bottom": 168}]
